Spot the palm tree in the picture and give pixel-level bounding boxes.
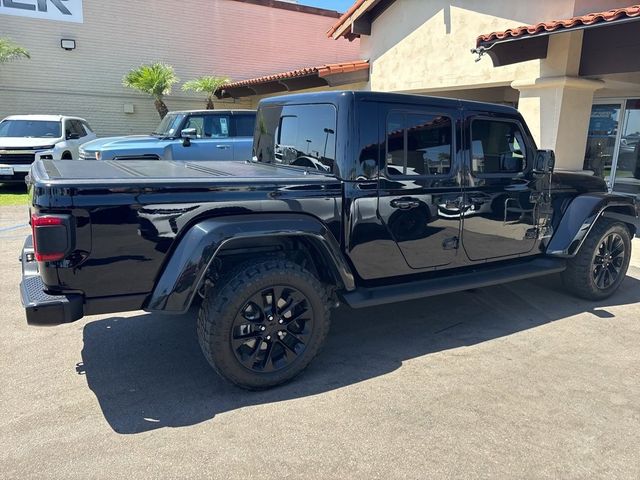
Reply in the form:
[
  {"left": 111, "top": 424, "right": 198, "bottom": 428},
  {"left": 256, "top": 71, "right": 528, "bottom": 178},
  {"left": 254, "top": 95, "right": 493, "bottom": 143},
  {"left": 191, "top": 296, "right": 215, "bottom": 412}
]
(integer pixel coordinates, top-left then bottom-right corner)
[
  {"left": 182, "top": 76, "right": 230, "bottom": 110},
  {"left": 0, "top": 37, "right": 30, "bottom": 64},
  {"left": 122, "top": 62, "right": 178, "bottom": 119}
]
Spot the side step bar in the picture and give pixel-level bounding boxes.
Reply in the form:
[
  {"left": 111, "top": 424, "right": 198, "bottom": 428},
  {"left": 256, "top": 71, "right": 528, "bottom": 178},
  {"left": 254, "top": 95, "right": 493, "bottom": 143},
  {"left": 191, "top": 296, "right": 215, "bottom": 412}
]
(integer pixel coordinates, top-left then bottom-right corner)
[{"left": 341, "top": 257, "right": 567, "bottom": 309}]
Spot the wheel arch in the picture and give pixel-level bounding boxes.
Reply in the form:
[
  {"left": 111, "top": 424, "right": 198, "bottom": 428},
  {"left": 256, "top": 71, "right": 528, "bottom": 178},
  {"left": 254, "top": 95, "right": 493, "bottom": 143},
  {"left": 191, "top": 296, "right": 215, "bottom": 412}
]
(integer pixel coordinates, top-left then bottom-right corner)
[
  {"left": 145, "top": 214, "right": 355, "bottom": 314},
  {"left": 546, "top": 193, "right": 639, "bottom": 257}
]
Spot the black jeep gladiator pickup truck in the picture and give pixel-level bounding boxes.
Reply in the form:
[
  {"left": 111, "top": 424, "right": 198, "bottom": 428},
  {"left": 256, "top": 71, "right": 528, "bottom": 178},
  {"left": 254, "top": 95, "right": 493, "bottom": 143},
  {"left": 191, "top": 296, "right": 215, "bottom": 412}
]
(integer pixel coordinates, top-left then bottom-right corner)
[{"left": 21, "top": 91, "right": 639, "bottom": 389}]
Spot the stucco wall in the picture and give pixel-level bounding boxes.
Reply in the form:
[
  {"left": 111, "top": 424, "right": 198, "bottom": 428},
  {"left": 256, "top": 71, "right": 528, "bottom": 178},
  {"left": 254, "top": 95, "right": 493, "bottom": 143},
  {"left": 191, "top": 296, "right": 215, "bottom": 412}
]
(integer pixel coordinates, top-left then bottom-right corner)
[
  {"left": 0, "top": 0, "right": 360, "bottom": 136},
  {"left": 361, "top": 0, "right": 587, "bottom": 93}
]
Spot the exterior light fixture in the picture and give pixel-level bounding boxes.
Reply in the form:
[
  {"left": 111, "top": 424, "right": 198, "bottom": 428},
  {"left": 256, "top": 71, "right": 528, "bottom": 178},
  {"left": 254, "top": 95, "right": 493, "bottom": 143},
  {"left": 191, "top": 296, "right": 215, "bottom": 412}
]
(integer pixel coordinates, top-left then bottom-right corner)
[{"left": 60, "top": 39, "right": 76, "bottom": 51}]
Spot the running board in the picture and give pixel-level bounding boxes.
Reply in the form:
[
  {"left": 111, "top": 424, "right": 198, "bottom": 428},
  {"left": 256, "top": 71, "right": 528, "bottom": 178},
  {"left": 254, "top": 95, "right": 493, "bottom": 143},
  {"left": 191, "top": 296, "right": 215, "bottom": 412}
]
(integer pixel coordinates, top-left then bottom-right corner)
[{"left": 341, "top": 258, "right": 567, "bottom": 309}]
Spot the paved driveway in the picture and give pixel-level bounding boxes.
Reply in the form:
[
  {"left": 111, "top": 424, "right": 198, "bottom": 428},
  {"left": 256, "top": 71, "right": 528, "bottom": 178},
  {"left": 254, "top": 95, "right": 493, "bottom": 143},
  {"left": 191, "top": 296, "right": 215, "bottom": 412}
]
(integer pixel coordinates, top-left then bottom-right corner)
[{"left": 1, "top": 204, "right": 639, "bottom": 479}]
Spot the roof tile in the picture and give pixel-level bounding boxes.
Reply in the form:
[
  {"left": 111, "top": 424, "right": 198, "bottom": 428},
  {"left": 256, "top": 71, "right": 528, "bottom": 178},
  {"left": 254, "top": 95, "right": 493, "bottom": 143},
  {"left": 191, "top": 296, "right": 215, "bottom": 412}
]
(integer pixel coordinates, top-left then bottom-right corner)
[
  {"left": 477, "top": 4, "right": 640, "bottom": 45},
  {"left": 217, "top": 61, "right": 369, "bottom": 91}
]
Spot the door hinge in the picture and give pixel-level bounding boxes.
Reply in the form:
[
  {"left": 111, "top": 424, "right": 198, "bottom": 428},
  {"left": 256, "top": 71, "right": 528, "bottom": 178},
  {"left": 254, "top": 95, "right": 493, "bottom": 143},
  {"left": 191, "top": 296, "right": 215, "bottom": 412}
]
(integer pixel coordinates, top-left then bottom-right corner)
[{"left": 524, "top": 228, "right": 539, "bottom": 240}]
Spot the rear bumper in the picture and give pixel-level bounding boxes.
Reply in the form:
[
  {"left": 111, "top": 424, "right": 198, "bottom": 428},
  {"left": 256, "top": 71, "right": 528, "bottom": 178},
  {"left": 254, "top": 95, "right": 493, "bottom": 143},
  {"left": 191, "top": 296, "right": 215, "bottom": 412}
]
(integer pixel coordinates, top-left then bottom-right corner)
[
  {"left": 19, "top": 236, "right": 84, "bottom": 326},
  {"left": 0, "top": 163, "right": 30, "bottom": 182}
]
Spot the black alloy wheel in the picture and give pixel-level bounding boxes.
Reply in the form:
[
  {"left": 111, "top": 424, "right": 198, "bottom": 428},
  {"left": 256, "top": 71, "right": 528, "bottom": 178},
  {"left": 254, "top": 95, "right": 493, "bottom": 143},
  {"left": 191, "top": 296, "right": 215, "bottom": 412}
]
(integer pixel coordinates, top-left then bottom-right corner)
[
  {"left": 562, "top": 219, "right": 632, "bottom": 300},
  {"left": 197, "top": 259, "right": 331, "bottom": 390},
  {"left": 231, "top": 286, "right": 314, "bottom": 373},
  {"left": 592, "top": 232, "right": 626, "bottom": 290}
]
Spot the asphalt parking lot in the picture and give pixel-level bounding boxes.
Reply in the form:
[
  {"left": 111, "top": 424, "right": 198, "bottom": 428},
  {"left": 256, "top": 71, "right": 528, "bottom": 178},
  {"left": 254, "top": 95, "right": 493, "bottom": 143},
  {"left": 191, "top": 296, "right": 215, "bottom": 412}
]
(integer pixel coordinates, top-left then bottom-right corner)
[{"left": 1, "top": 203, "right": 639, "bottom": 479}]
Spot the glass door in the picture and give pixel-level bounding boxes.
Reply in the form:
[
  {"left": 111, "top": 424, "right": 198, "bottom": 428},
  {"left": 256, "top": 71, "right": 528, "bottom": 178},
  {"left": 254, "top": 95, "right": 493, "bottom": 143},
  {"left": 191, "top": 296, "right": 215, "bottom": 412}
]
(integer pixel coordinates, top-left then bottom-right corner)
[
  {"left": 611, "top": 99, "right": 640, "bottom": 195},
  {"left": 584, "top": 102, "right": 623, "bottom": 185}
]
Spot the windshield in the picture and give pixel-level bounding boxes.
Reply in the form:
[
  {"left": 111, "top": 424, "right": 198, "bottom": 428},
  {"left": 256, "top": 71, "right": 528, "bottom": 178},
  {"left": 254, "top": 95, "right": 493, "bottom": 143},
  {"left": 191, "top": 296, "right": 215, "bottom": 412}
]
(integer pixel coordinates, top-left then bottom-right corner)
[
  {"left": 152, "top": 113, "right": 185, "bottom": 137},
  {"left": 0, "top": 120, "right": 61, "bottom": 138},
  {"left": 253, "top": 104, "right": 337, "bottom": 173}
]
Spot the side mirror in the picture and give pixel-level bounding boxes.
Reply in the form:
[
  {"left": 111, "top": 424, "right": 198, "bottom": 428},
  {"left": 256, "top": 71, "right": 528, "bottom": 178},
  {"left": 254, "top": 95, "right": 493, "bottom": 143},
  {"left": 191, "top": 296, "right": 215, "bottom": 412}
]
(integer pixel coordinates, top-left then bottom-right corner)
[
  {"left": 181, "top": 128, "right": 197, "bottom": 147},
  {"left": 534, "top": 149, "right": 555, "bottom": 174},
  {"left": 67, "top": 133, "right": 81, "bottom": 140}
]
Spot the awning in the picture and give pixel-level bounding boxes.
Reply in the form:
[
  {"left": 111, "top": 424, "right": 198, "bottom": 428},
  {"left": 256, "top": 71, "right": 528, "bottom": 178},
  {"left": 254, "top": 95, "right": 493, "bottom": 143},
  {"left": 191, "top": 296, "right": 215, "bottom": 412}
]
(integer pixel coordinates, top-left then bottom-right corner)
[
  {"left": 473, "top": 5, "right": 640, "bottom": 67},
  {"left": 215, "top": 61, "right": 369, "bottom": 99}
]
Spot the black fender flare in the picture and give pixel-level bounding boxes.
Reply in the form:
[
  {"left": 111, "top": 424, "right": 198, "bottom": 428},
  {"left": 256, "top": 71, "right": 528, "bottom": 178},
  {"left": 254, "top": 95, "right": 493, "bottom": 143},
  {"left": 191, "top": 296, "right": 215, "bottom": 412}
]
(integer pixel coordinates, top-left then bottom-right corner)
[
  {"left": 546, "top": 193, "right": 639, "bottom": 257},
  {"left": 146, "top": 214, "right": 355, "bottom": 313}
]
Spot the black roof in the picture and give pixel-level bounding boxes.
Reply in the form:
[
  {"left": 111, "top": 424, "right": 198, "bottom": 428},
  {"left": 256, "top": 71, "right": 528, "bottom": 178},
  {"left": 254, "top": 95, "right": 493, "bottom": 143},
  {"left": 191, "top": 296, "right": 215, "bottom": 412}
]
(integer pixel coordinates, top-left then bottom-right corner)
[{"left": 259, "top": 90, "right": 518, "bottom": 115}]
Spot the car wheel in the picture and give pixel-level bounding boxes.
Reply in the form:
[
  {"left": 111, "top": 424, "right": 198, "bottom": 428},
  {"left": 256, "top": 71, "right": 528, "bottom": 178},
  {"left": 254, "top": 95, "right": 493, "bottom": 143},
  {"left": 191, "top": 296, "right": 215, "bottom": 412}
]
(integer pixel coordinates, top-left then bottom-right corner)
[
  {"left": 61, "top": 151, "right": 72, "bottom": 160},
  {"left": 561, "top": 218, "right": 632, "bottom": 300},
  {"left": 197, "top": 259, "right": 332, "bottom": 390}
]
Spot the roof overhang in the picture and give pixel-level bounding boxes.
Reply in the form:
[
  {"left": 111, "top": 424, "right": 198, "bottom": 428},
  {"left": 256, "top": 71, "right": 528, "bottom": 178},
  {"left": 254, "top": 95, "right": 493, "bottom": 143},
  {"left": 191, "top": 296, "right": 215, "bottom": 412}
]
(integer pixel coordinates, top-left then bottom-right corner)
[
  {"left": 215, "top": 61, "right": 370, "bottom": 99},
  {"left": 473, "top": 5, "right": 640, "bottom": 67},
  {"left": 327, "top": 0, "right": 396, "bottom": 40}
]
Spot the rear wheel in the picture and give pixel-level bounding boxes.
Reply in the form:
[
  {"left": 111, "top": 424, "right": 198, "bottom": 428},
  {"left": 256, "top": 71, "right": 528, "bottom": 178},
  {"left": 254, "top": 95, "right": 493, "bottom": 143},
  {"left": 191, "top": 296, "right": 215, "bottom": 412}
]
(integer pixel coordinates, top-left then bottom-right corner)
[
  {"left": 197, "top": 259, "right": 331, "bottom": 390},
  {"left": 562, "top": 219, "right": 632, "bottom": 300},
  {"left": 61, "top": 151, "right": 72, "bottom": 160}
]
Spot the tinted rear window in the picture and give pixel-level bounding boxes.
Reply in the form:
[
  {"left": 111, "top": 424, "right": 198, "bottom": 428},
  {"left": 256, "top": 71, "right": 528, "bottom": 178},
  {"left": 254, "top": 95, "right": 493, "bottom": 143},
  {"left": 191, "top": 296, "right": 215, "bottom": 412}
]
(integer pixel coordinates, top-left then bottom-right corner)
[{"left": 253, "top": 104, "right": 336, "bottom": 173}]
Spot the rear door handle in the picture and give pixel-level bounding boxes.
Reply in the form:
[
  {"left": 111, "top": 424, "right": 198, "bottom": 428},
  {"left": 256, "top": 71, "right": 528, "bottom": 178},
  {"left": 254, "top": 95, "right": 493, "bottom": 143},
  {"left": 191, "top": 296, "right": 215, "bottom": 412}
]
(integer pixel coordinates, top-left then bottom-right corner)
[
  {"left": 216, "top": 145, "right": 231, "bottom": 149},
  {"left": 390, "top": 198, "right": 421, "bottom": 210}
]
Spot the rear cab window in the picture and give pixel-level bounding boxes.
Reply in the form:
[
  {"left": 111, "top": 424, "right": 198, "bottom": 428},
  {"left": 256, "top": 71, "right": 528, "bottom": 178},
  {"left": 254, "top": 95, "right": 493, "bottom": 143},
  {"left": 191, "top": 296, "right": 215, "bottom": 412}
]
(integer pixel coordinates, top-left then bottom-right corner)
[{"left": 253, "top": 103, "right": 337, "bottom": 174}]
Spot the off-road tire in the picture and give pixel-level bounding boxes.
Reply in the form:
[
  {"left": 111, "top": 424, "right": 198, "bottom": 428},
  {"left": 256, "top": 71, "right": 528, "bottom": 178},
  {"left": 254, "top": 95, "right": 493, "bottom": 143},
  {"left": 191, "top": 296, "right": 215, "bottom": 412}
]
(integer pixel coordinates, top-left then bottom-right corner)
[
  {"left": 197, "top": 259, "right": 332, "bottom": 390},
  {"left": 562, "top": 218, "right": 632, "bottom": 300}
]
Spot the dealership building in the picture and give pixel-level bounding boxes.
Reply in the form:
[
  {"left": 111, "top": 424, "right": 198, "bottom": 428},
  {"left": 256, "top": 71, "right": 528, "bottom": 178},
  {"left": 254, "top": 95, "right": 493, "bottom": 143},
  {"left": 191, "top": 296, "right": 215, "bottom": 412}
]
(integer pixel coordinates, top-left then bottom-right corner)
[
  {"left": 0, "top": 0, "right": 360, "bottom": 136},
  {"left": 216, "top": 0, "right": 640, "bottom": 197},
  {"left": 330, "top": 0, "right": 640, "bottom": 196}
]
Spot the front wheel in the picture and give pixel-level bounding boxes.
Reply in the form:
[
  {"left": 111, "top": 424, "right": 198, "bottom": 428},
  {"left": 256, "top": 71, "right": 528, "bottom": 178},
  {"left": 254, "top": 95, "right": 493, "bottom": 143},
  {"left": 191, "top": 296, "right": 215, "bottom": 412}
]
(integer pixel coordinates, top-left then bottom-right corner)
[
  {"left": 197, "top": 259, "right": 332, "bottom": 390},
  {"left": 562, "top": 219, "right": 632, "bottom": 300}
]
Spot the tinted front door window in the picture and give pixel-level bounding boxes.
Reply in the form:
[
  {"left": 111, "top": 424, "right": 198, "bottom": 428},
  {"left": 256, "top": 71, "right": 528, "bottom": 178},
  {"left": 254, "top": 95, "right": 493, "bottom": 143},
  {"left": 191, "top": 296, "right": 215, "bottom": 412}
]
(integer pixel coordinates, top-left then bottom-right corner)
[
  {"left": 471, "top": 119, "right": 526, "bottom": 174},
  {"left": 462, "top": 117, "right": 540, "bottom": 261},
  {"left": 172, "top": 115, "right": 233, "bottom": 161}
]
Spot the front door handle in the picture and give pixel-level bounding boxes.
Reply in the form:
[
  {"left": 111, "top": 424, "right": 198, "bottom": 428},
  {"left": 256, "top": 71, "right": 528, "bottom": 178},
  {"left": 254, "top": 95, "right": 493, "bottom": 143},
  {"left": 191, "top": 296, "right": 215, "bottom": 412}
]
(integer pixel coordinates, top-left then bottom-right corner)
[
  {"left": 390, "top": 198, "right": 421, "bottom": 210},
  {"left": 216, "top": 145, "right": 231, "bottom": 149}
]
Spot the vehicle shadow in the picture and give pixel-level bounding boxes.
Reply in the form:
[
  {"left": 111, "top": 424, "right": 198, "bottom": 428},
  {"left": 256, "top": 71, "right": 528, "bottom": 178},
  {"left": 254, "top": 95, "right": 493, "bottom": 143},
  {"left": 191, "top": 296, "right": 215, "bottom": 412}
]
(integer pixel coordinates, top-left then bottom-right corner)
[{"left": 77, "top": 274, "right": 640, "bottom": 434}]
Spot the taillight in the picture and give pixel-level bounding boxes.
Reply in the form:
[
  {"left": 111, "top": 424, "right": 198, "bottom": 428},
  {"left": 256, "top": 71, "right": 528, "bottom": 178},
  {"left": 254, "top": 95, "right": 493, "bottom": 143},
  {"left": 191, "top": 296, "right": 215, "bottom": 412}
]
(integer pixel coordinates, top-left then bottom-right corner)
[{"left": 31, "top": 214, "right": 73, "bottom": 262}]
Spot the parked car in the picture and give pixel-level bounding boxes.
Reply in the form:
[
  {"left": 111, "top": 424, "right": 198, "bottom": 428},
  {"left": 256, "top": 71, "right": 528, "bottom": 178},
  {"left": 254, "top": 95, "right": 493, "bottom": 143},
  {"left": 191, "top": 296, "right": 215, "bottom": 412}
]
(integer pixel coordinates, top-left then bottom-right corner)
[
  {"left": 20, "top": 91, "right": 639, "bottom": 390},
  {"left": 0, "top": 115, "right": 96, "bottom": 182},
  {"left": 79, "top": 110, "right": 256, "bottom": 162}
]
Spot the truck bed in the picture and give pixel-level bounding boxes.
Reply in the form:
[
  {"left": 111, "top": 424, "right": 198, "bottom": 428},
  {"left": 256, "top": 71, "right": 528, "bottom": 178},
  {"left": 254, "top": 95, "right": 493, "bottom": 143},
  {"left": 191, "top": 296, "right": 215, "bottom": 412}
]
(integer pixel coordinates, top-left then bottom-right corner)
[{"left": 30, "top": 159, "right": 335, "bottom": 186}]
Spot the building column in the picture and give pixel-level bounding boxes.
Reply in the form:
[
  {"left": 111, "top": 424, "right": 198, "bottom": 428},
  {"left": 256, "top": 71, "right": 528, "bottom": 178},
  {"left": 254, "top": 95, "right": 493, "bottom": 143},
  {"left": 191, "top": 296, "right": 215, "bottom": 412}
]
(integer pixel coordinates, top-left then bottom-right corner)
[
  {"left": 510, "top": 31, "right": 605, "bottom": 172},
  {"left": 512, "top": 76, "right": 603, "bottom": 171}
]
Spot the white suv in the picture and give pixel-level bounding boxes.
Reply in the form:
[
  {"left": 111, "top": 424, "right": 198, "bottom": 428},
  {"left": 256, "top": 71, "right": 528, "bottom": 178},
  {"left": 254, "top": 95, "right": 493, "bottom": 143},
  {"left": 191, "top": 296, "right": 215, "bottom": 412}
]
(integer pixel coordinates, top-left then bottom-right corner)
[{"left": 0, "top": 115, "right": 96, "bottom": 182}]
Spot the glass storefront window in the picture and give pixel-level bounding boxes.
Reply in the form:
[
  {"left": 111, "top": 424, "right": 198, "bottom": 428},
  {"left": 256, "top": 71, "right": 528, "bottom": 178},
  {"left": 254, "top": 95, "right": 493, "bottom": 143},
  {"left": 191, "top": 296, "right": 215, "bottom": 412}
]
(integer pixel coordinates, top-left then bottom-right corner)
[
  {"left": 612, "top": 100, "right": 640, "bottom": 195},
  {"left": 584, "top": 100, "right": 640, "bottom": 196},
  {"left": 584, "top": 103, "right": 621, "bottom": 182}
]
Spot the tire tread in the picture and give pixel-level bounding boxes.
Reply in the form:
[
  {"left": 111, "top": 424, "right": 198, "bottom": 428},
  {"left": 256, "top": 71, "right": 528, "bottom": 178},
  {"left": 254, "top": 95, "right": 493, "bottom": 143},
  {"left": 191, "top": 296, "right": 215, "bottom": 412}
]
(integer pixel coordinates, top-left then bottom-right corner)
[{"left": 197, "top": 259, "right": 331, "bottom": 390}]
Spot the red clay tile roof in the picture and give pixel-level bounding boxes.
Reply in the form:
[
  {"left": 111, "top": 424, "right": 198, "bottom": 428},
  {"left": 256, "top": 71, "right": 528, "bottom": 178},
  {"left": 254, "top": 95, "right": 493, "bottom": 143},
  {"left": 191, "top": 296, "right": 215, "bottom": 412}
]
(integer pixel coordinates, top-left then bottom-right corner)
[
  {"left": 477, "top": 4, "right": 640, "bottom": 46},
  {"left": 216, "top": 61, "right": 370, "bottom": 91},
  {"left": 327, "top": 0, "right": 368, "bottom": 38}
]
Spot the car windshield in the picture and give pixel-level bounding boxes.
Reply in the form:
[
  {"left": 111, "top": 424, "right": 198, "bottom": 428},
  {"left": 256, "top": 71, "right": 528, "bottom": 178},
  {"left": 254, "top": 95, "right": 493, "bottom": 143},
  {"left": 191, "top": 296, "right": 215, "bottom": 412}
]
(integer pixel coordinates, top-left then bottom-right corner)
[
  {"left": 0, "top": 120, "right": 61, "bottom": 138},
  {"left": 152, "top": 113, "right": 185, "bottom": 137}
]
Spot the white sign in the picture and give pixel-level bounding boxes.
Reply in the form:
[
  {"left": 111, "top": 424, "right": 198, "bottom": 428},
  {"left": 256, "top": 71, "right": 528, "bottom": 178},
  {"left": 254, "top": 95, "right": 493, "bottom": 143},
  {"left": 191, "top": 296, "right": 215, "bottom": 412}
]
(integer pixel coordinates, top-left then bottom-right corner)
[{"left": 0, "top": 0, "right": 83, "bottom": 23}]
